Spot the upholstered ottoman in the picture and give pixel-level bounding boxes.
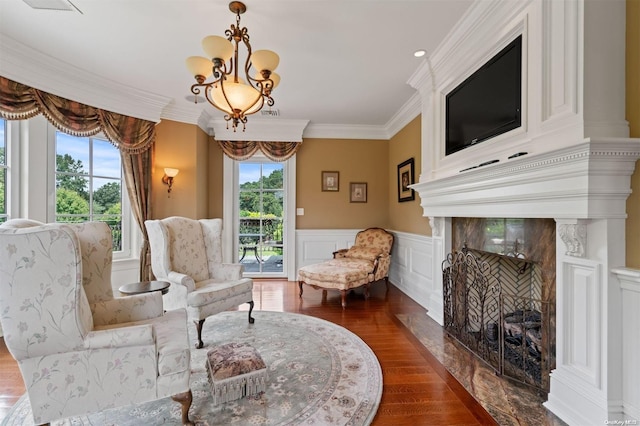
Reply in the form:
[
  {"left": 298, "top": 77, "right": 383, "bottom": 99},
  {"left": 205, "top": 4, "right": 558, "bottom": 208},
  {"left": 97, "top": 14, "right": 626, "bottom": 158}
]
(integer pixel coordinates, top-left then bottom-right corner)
[
  {"left": 206, "top": 342, "right": 268, "bottom": 405},
  {"left": 297, "top": 258, "right": 373, "bottom": 308}
]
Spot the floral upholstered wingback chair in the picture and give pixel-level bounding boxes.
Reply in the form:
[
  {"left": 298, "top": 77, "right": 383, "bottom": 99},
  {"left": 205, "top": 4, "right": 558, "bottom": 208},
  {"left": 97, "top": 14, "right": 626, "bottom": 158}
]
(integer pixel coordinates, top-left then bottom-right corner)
[
  {"left": 0, "top": 221, "right": 194, "bottom": 425},
  {"left": 298, "top": 227, "right": 394, "bottom": 308},
  {"left": 145, "top": 216, "right": 255, "bottom": 349}
]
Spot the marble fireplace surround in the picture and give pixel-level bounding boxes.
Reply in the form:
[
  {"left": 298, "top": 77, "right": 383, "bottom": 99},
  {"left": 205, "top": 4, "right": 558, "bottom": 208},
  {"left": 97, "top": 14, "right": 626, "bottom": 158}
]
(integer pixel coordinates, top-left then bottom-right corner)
[{"left": 405, "top": 1, "right": 640, "bottom": 424}]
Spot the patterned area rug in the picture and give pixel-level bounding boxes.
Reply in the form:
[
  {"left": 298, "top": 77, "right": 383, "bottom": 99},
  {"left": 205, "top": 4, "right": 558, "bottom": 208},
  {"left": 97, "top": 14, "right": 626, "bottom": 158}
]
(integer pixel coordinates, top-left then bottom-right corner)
[{"left": 2, "top": 311, "right": 382, "bottom": 426}]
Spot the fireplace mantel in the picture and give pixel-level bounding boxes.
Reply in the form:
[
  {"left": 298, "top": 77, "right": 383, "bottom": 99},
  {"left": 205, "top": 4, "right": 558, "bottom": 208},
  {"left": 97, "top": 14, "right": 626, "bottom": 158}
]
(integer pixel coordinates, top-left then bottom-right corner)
[
  {"left": 413, "top": 139, "right": 640, "bottom": 425},
  {"left": 405, "top": 0, "right": 639, "bottom": 421},
  {"left": 412, "top": 139, "right": 640, "bottom": 220},
  {"left": 414, "top": 139, "right": 640, "bottom": 424}
]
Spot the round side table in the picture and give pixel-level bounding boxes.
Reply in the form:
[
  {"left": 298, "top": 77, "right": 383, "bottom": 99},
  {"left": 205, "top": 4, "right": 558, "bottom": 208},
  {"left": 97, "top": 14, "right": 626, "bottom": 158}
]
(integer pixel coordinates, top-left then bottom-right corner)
[{"left": 119, "top": 280, "right": 170, "bottom": 296}]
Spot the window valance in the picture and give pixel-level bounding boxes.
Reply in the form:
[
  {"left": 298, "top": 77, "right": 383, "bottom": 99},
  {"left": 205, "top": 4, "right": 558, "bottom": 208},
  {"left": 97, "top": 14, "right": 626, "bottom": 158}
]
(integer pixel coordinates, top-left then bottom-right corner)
[
  {"left": 217, "top": 140, "right": 300, "bottom": 162},
  {"left": 0, "top": 76, "right": 155, "bottom": 153}
]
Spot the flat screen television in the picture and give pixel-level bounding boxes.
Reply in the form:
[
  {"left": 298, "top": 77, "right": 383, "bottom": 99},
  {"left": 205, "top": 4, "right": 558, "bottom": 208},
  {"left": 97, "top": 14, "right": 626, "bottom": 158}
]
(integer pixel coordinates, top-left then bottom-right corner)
[{"left": 445, "top": 35, "right": 522, "bottom": 156}]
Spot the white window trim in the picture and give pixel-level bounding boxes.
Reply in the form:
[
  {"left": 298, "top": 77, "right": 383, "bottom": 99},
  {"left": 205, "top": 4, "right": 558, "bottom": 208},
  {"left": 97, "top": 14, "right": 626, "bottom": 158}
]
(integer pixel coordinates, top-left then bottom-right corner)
[
  {"left": 44, "top": 122, "right": 135, "bottom": 261},
  {"left": 3, "top": 120, "right": 20, "bottom": 221},
  {"left": 223, "top": 153, "right": 297, "bottom": 280}
]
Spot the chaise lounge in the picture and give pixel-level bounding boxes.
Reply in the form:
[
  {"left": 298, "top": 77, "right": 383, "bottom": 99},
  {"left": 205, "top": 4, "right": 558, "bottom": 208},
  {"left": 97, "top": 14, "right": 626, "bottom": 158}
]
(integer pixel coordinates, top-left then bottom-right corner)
[{"left": 297, "top": 227, "right": 394, "bottom": 308}]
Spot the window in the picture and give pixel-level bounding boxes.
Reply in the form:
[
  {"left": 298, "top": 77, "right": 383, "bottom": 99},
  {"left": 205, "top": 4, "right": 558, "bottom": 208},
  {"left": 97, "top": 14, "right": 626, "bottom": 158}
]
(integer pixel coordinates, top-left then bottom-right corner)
[
  {"left": 0, "top": 119, "right": 6, "bottom": 224},
  {"left": 55, "top": 131, "right": 126, "bottom": 251}
]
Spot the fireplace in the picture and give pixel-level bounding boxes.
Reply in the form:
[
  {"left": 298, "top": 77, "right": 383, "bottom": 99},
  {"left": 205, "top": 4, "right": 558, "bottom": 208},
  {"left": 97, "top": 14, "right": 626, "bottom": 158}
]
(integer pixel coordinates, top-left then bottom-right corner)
[
  {"left": 412, "top": 142, "right": 640, "bottom": 425},
  {"left": 442, "top": 218, "right": 556, "bottom": 393},
  {"left": 406, "top": 1, "right": 639, "bottom": 422}
]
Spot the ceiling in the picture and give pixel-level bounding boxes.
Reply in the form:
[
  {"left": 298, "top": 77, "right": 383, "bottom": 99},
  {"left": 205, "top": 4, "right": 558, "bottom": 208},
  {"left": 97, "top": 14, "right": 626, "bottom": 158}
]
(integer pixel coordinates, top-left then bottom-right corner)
[{"left": 0, "top": 0, "right": 474, "bottom": 139}]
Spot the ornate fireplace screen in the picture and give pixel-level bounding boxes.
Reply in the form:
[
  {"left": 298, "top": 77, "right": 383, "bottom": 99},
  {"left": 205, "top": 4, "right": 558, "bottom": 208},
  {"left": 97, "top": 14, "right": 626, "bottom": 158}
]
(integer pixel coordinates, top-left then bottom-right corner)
[{"left": 443, "top": 245, "right": 553, "bottom": 393}]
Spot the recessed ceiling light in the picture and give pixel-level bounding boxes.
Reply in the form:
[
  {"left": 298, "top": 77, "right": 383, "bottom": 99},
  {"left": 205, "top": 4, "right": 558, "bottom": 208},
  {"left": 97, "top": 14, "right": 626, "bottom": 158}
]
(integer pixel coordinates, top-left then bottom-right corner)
[{"left": 414, "top": 50, "right": 427, "bottom": 58}]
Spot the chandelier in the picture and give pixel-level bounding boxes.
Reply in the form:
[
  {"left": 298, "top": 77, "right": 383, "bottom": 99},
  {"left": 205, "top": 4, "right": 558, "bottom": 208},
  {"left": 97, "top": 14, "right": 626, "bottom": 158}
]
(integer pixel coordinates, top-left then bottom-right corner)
[{"left": 186, "top": 1, "right": 280, "bottom": 132}]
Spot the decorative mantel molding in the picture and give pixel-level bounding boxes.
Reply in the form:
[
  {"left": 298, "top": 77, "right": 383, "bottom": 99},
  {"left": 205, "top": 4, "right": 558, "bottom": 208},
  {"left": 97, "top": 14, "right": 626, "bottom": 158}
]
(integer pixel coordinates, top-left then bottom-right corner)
[
  {"left": 557, "top": 220, "right": 588, "bottom": 258},
  {"left": 412, "top": 139, "right": 640, "bottom": 220},
  {"left": 428, "top": 217, "right": 443, "bottom": 237}
]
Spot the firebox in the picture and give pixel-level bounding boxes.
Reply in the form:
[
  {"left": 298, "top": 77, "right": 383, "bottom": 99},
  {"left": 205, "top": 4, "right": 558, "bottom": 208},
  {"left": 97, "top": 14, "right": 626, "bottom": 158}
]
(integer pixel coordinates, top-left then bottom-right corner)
[{"left": 442, "top": 218, "right": 556, "bottom": 393}]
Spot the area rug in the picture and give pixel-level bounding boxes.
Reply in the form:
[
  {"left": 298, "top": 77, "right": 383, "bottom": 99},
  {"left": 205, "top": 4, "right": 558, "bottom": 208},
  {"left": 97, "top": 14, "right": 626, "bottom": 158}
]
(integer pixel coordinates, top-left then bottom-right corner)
[{"left": 2, "top": 311, "right": 382, "bottom": 426}]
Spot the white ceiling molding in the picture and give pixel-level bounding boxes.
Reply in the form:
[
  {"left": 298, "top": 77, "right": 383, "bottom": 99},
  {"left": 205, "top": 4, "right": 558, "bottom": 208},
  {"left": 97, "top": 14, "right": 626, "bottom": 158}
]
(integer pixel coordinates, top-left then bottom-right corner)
[
  {"left": 301, "top": 89, "right": 421, "bottom": 140},
  {"left": 197, "top": 110, "right": 214, "bottom": 136},
  {"left": 0, "top": 32, "right": 420, "bottom": 140},
  {"left": 160, "top": 101, "right": 207, "bottom": 126},
  {"left": 302, "top": 123, "right": 389, "bottom": 140},
  {"left": 0, "top": 34, "right": 171, "bottom": 122},
  {"left": 190, "top": 102, "right": 418, "bottom": 141},
  {"left": 384, "top": 92, "right": 422, "bottom": 139},
  {"left": 209, "top": 117, "right": 309, "bottom": 142}
]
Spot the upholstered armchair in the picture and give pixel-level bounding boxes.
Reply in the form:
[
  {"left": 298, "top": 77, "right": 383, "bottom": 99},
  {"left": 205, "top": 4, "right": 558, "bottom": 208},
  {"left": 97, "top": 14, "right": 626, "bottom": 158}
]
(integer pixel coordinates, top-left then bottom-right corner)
[
  {"left": 298, "top": 227, "right": 394, "bottom": 308},
  {"left": 0, "top": 221, "right": 193, "bottom": 425},
  {"left": 145, "top": 216, "right": 254, "bottom": 349}
]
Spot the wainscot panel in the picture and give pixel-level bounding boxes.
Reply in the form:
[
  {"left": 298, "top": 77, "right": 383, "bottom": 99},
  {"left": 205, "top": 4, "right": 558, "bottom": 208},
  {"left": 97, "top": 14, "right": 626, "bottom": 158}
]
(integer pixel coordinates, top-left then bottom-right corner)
[
  {"left": 294, "top": 230, "right": 435, "bottom": 312},
  {"left": 389, "top": 231, "right": 434, "bottom": 310},
  {"left": 112, "top": 258, "right": 142, "bottom": 296},
  {"left": 295, "top": 229, "right": 360, "bottom": 270}
]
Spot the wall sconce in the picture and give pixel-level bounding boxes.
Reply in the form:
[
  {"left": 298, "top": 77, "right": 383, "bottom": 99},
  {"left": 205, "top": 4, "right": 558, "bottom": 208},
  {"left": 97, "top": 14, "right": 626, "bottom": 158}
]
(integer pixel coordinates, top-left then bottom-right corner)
[{"left": 162, "top": 168, "right": 179, "bottom": 196}]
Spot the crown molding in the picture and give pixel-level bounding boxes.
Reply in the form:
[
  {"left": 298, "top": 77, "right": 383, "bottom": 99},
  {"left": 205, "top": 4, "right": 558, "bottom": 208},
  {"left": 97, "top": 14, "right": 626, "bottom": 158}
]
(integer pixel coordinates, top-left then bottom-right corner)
[
  {"left": 160, "top": 101, "right": 208, "bottom": 126},
  {"left": 209, "top": 117, "right": 309, "bottom": 142},
  {"left": 302, "top": 123, "right": 389, "bottom": 140},
  {"left": 0, "top": 35, "right": 171, "bottom": 123},
  {"left": 197, "top": 110, "right": 214, "bottom": 135},
  {"left": 384, "top": 92, "right": 422, "bottom": 138},
  {"left": 0, "top": 32, "right": 420, "bottom": 140}
]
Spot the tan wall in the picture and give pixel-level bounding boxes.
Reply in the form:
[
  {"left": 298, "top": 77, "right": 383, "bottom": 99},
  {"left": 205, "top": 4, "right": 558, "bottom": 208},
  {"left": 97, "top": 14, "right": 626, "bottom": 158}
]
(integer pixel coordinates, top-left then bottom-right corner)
[
  {"left": 296, "top": 138, "right": 389, "bottom": 229},
  {"left": 152, "top": 120, "right": 208, "bottom": 219},
  {"left": 152, "top": 3, "right": 638, "bottom": 248},
  {"left": 195, "top": 127, "right": 209, "bottom": 219},
  {"left": 627, "top": 0, "right": 640, "bottom": 268},
  {"left": 388, "top": 116, "right": 431, "bottom": 236},
  {"left": 208, "top": 137, "right": 225, "bottom": 219}
]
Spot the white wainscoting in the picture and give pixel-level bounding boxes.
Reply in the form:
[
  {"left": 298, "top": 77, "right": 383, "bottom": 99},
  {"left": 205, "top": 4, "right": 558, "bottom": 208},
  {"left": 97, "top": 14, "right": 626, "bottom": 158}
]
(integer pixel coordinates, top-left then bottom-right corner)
[
  {"left": 613, "top": 268, "right": 640, "bottom": 421},
  {"left": 295, "top": 229, "right": 435, "bottom": 311},
  {"left": 112, "top": 258, "right": 143, "bottom": 296},
  {"left": 295, "top": 229, "right": 361, "bottom": 270},
  {"left": 387, "top": 231, "right": 433, "bottom": 310}
]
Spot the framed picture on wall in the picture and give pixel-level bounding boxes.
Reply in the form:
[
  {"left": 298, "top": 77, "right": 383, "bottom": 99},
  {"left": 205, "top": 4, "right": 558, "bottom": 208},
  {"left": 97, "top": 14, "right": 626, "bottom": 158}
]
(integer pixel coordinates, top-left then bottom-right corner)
[
  {"left": 322, "top": 171, "right": 339, "bottom": 191},
  {"left": 350, "top": 182, "right": 367, "bottom": 203},
  {"left": 398, "top": 158, "right": 415, "bottom": 202}
]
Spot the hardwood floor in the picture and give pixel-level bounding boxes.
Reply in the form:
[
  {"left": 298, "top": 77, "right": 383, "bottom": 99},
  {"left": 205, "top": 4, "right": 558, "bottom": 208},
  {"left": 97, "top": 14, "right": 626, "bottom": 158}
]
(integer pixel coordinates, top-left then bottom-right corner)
[
  {"left": 0, "top": 336, "right": 23, "bottom": 422},
  {"left": 0, "top": 279, "right": 497, "bottom": 425}
]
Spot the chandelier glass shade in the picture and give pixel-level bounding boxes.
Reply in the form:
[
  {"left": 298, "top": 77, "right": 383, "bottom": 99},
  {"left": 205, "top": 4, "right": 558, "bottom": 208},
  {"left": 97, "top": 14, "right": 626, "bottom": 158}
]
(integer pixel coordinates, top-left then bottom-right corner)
[{"left": 186, "top": 1, "right": 280, "bottom": 131}]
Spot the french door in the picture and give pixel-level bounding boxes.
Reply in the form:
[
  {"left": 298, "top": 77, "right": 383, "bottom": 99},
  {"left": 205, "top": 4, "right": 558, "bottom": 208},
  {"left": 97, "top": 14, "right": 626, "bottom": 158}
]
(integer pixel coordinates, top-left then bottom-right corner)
[
  {"left": 233, "top": 159, "right": 289, "bottom": 278},
  {"left": 223, "top": 154, "right": 296, "bottom": 279}
]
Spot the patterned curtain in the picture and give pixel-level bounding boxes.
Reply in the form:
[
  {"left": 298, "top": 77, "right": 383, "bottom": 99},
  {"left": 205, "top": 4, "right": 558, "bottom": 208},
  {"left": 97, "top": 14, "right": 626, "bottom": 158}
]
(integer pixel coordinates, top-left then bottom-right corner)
[
  {"left": 218, "top": 140, "right": 301, "bottom": 162},
  {"left": 0, "top": 76, "right": 155, "bottom": 279},
  {"left": 0, "top": 77, "right": 155, "bottom": 153},
  {"left": 122, "top": 148, "right": 154, "bottom": 280}
]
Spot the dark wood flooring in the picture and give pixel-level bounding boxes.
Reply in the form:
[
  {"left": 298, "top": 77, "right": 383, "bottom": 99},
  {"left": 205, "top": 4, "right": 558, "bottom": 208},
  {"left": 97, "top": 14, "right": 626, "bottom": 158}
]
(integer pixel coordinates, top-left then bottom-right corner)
[{"left": 0, "top": 279, "right": 497, "bottom": 425}]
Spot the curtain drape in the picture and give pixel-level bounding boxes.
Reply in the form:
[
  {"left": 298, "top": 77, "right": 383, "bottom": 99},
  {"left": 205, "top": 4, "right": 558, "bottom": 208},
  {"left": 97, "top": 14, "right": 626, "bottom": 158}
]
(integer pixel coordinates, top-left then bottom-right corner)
[
  {"left": 217, "top": 140, "right": 301, "bottom": 162},
  {"left": 122, "top": 147, "right": 153, "bottom": 280},
  {"left": 0, "top": 76, "right": 155, "bottom": 280}
]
